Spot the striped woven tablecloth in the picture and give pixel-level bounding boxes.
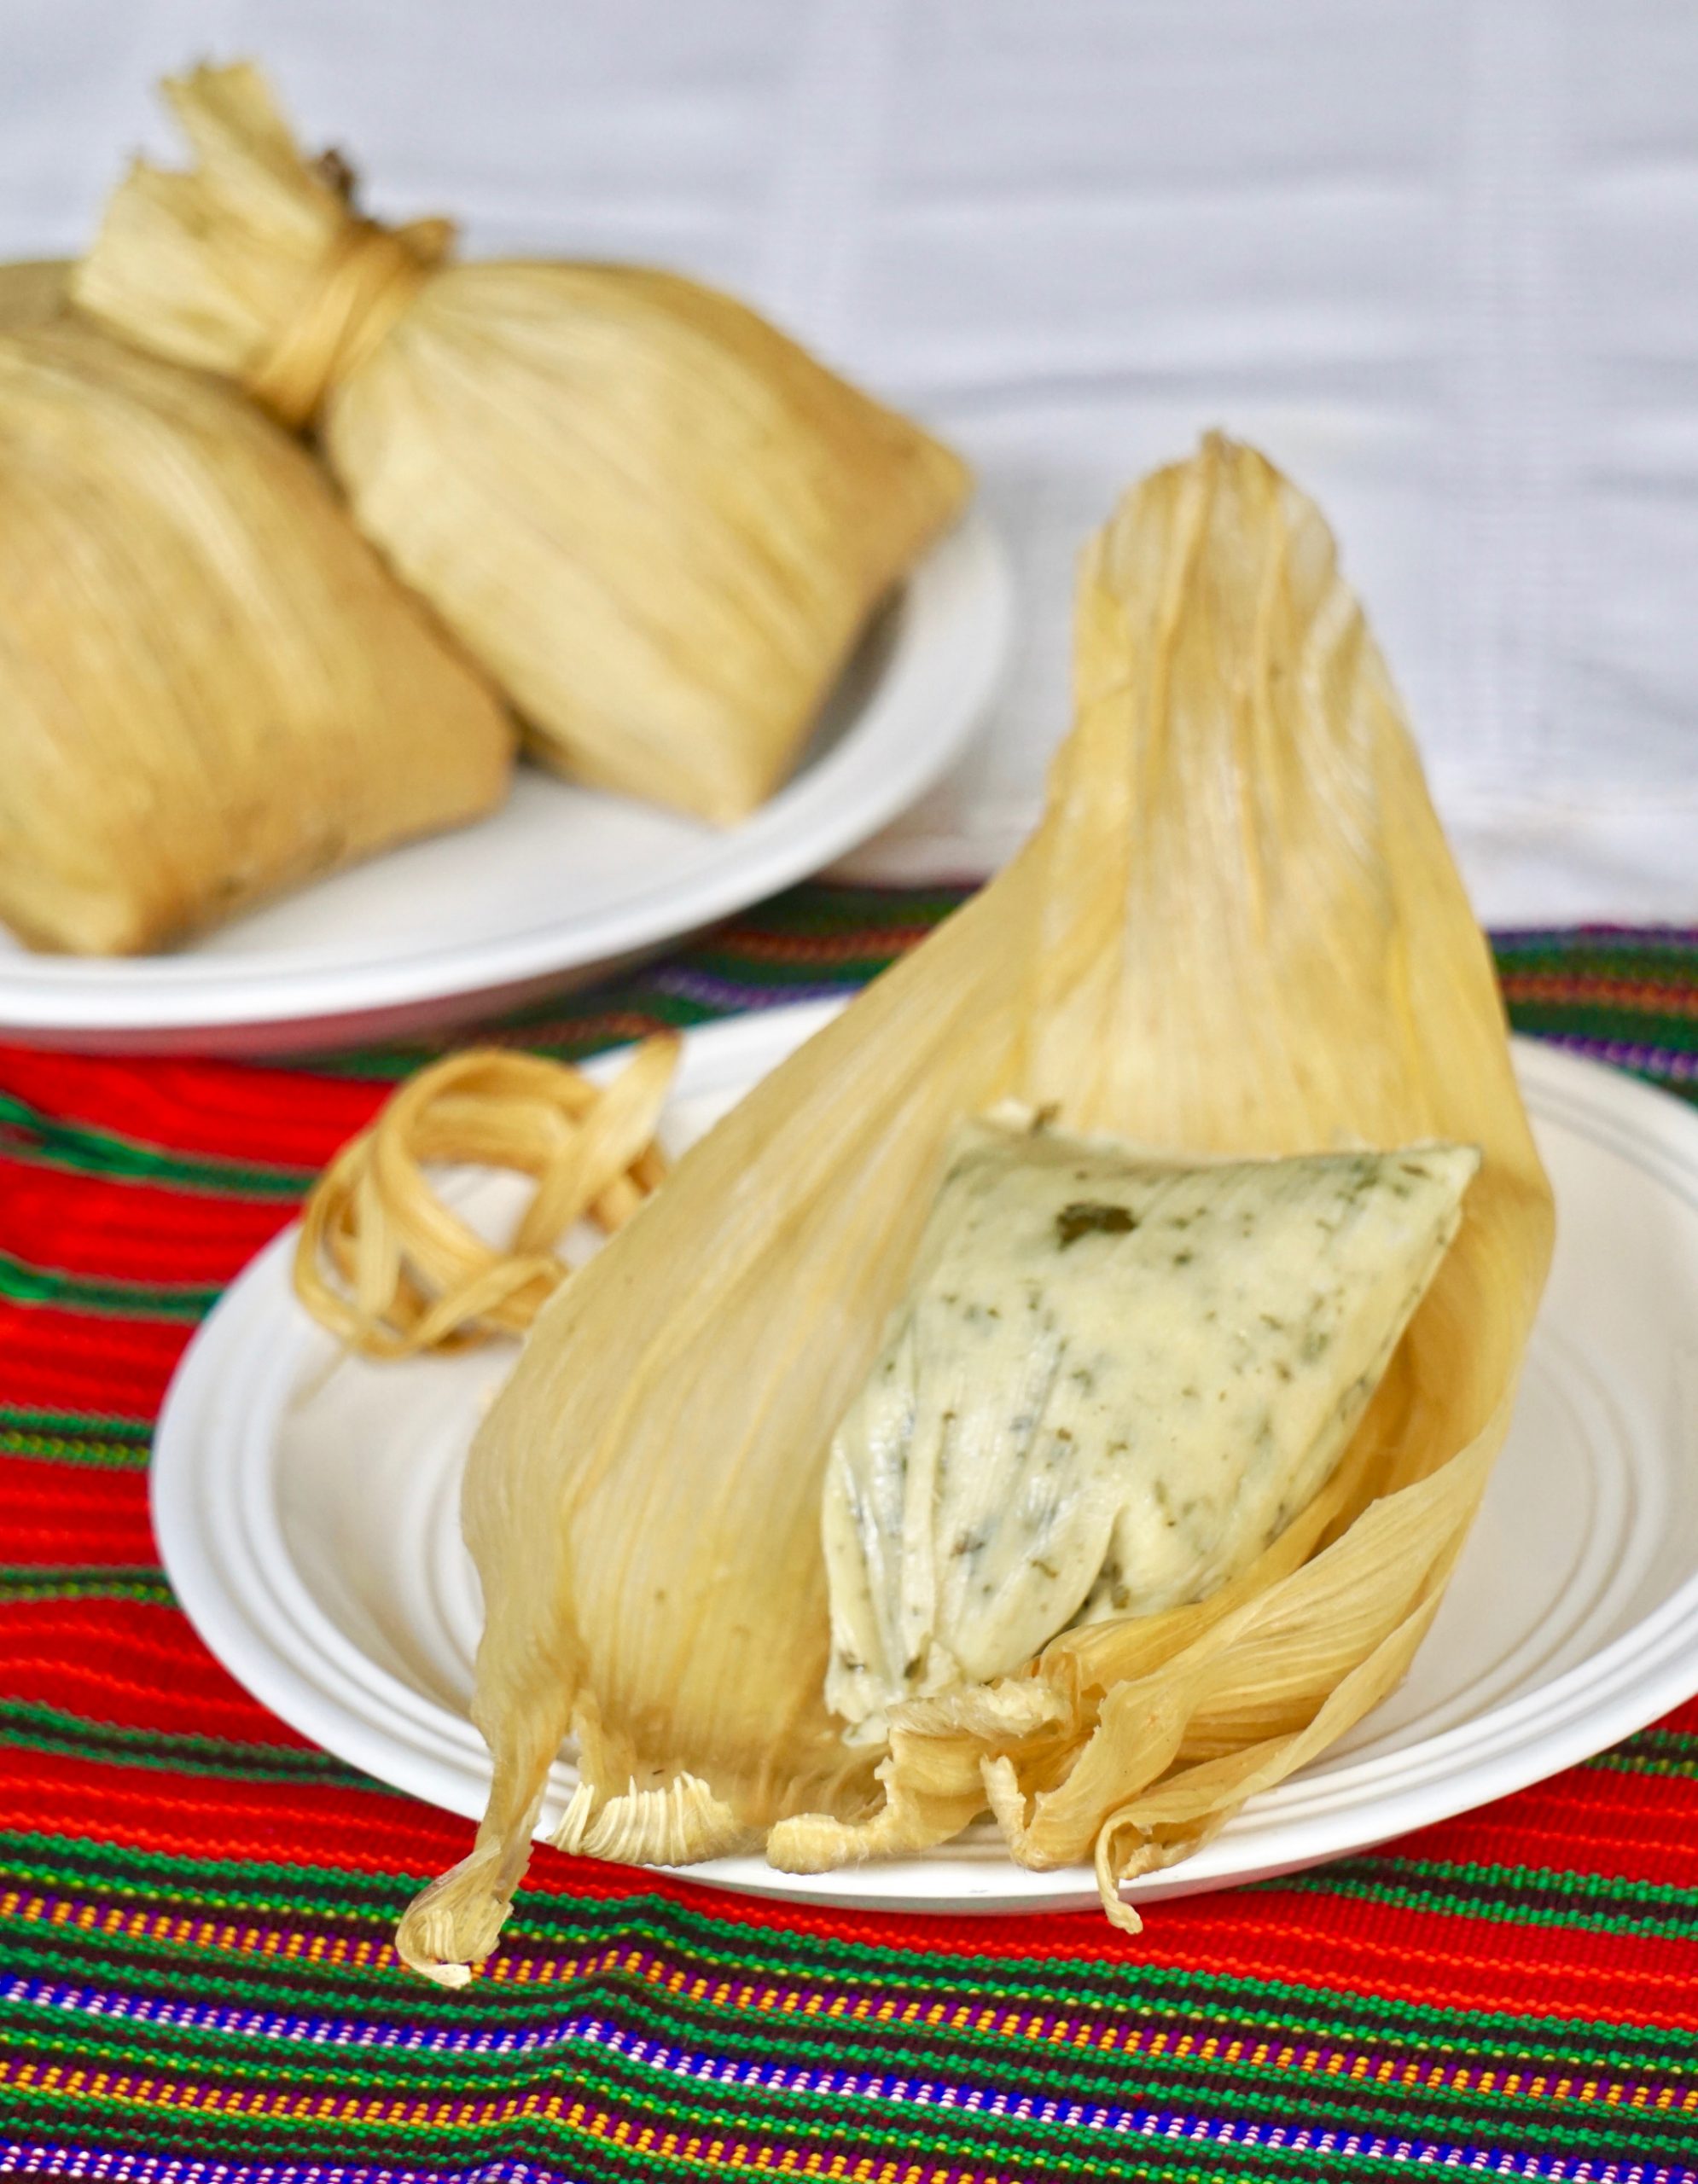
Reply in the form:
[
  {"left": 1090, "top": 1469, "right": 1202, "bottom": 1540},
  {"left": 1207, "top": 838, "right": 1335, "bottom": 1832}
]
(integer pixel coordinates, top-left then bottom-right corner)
[{"left": 2, "top": 889, "right": 1695, "bottom": 2183}]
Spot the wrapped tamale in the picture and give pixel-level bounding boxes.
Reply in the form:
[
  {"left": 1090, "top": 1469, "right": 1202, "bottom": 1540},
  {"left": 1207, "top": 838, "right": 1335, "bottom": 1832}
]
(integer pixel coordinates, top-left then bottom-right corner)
[
  {"left": 75, "top": 65, "right": 973, "bottom": 824},
  {"left": 0, "top": 319, "right": 512, "bottom": 955},
  {"left": 391, "top": 435, "right": 1553, "bottom": 1984}
]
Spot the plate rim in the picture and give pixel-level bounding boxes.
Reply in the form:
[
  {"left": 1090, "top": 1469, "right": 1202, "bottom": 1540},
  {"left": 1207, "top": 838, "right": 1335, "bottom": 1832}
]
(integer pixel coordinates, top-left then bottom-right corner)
[
  {"left": 153, "top": 1009, "right": 1698, "bottom": 1911},
  {"left": 0, "top": 512, "right": 1009, "bottom": 1037}
]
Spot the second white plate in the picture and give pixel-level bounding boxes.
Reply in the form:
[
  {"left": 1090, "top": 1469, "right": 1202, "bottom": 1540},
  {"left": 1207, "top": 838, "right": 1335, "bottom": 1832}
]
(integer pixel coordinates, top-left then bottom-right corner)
[
  {"left": 154, "top": 1002, "right": 1698, "bottom": 1914},
  {"left": 0, "top": 516, "right": 1008, "bottom": 1054}
]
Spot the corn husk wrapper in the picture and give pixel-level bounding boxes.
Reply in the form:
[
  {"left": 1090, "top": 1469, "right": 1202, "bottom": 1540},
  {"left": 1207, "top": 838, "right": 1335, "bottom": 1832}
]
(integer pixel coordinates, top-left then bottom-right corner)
[
  {"left": 0, "top": 318, "right": 513, "bottom": 955},
  {"left": 396, "top": 436, "right": 1554, "bottom": 1984},
  {"left": 74, "top": 65, "right": 972, "bottom": 825},
  {"left": 0, "top": 258, "right": 71, "bottom": 330}
]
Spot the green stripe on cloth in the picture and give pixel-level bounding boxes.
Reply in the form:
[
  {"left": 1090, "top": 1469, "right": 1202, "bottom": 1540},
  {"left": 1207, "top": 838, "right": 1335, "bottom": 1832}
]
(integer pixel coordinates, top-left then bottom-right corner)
[
  {"left": 1593, "top": 1741, "right": 1698, "bottom": 1780},
  {"left": 0, "top": 1409, "right": 151, "bottom": 1467},
  {"left": 0, "top": 1699, "right": 377, "bottom": 1788},
  {"left": 1284, "top": 1856, "right": 1698, "bottom": 1939},
  {"left": 0, "top": 1247, "right": 218, "bottom": 1322},
  {"left": 0, "top": 1566, "right": 171, "bottom": 1605},
  {"left": 0, "top": 1089, "right": 312, "bottom": 1198}
]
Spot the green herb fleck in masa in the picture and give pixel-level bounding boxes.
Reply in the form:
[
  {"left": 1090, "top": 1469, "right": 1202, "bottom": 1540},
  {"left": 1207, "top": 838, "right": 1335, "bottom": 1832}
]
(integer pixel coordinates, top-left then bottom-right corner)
[{"left": 1055, "top": 1201, "right": 1137, "bottom": 1249}]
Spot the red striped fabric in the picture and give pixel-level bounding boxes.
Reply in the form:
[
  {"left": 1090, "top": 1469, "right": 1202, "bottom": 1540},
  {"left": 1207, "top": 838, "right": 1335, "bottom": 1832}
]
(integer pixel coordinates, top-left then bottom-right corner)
[{"left": 0, "top": 896, "right": 1694, "bottom": 2181}]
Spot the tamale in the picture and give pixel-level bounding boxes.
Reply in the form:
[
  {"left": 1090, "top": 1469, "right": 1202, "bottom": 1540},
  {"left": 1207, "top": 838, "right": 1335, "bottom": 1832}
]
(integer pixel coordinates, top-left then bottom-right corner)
[
  {"left": 74, "top": 64, "right": 973, "bottom": 825},
  {"left": 394, "top": 436, "right": 1553, "bottom": 1984},
  {"left": 0, "top": 321, "right": 513, "bottom": 956}
]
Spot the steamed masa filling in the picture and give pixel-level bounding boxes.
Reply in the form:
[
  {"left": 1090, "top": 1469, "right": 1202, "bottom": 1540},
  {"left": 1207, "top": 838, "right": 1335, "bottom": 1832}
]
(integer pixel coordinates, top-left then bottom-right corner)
[{"left": 823, "top": 1109, "right": 1479, "bottom": 1746}]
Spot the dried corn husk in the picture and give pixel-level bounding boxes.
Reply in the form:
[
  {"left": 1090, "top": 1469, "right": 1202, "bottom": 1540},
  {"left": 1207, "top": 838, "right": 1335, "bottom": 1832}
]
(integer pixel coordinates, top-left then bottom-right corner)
[
  {"left": 75, "top": 64, "right": 972, "bottom": 824},
  {"left": 0, "top": 319, "right": 512, "bottom": 955},
  {"left": 0, "top": 258, "right": 70, "bottom": 329},
  {"left": 294, "top": 1039, "right": 677, "bottom": 1358},
  {"left": 396, "top": 436, "right": 1553, "bottom": 1984}
]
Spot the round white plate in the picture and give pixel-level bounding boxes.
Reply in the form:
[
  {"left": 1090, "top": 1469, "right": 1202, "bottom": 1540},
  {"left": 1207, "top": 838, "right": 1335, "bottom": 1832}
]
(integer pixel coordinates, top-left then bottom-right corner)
[
  {"left": 154, "top": 1001, "right": 1698, "bottom": 1914},
  {"left": 0, "top": 517, "right": 1008, "bottom": 1056}
]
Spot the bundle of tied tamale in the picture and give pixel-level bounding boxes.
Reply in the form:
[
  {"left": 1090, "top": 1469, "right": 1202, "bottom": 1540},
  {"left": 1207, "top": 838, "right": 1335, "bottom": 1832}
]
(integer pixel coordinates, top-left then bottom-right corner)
[
  {"left": 75, "top": 64, "right": 971, "bottom": 824},
  {"left": 0, "top": 276, "right": 511, "bottom": 956},
  {"left": 381, "top": 436, "right": 1552, "bottom": 1984}
]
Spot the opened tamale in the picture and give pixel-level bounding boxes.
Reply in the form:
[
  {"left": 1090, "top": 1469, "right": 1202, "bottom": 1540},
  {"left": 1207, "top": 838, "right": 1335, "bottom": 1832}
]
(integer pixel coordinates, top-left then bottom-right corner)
[
  {"left": 386, "top": 435, "right": 1552, "bottom": 1984},
  {"left": 0, "top": 318, "right": 513, "bottom": 956},
  {"left": 74, "top": 64, "right": 972, "bottom": 825}
]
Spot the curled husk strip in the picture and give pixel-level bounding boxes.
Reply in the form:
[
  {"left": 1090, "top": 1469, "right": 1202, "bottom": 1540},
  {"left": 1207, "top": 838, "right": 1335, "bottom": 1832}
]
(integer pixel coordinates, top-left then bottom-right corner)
[
  {"left": 398, "top": 436, "right": 1554, "bottom": 1984},
  {"left": 294, "top": 1039, "right": 677, "bottom": 1358}
]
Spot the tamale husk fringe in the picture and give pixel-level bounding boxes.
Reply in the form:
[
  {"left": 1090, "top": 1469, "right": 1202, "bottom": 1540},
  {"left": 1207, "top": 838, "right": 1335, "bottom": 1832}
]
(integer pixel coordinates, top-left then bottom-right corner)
[
  {"left": 294, "top": 1039, "right": 677, "bottom": 1359},
  {"left": 0, "top": 317, "right": 512, "bottom": 956},
  {"left": 394, "top": 435, "right": 1553, "bottom": 1984},
  {"left": 76, "top": 63, "right": 972, "bottom": 824}
]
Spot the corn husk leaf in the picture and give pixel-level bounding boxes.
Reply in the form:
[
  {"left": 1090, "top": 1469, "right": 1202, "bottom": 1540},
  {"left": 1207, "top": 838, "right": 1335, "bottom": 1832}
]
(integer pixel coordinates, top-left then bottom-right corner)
[
  {"left": 0, "top": 258, "right": 72, "bottom": 330},
  {"left": 397, "top": 436, "right": 1553, "bottom": 1984},
  {"left": 0, "top": 317, "right": 512, "bottom": 954},
  {"left": 75, "top": 63, "right": 972, "bottom": 824}
]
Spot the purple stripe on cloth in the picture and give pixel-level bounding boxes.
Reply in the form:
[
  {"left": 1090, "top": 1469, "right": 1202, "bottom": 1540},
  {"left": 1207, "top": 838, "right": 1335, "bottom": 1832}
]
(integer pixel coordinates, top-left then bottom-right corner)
[
  {"left": 0, "top": 2152, "right": 587, "bottom": 2184},
  {"left": 1492, "top": 925, "right": 1698, "bottom": 947},
  {"left": 9, "top": 1968, "right": 1695, "bottom": 2139},
  {"left": 1535, "top": 1032, "right": 1696, "bottom": 1082},
  {"left": 645, "top": 967, "right": 858, "bottom": 1009}
]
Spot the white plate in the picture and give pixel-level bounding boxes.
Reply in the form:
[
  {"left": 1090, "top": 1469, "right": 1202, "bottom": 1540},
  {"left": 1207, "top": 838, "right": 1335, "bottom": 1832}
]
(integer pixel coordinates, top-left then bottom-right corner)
[
  {"left": 0, "top": 517, "right": 1008, "bottom": 1056},
  {"left": 154, "top": 1002, "right": 1698, "bottom": 1914}
]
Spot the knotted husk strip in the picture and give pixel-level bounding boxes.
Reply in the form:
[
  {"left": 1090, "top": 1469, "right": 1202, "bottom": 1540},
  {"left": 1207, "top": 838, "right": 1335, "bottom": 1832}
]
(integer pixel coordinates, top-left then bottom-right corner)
[
  {"left": 0, "top": 318, "right": 512, "bottom": 956},
  {"left": 396, "top": 436, "right": 1553, "bottom": 1984},
  {"left": 294, "top": 1039, "right": 678, "bottom": 1359},
  {"left": 75, "top": 63, "right": 972, "bottom": 824}
]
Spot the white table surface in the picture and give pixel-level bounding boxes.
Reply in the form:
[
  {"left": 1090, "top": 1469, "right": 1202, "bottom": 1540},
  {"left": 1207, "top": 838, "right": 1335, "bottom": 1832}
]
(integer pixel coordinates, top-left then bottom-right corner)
[{"left": 3, "top": 0, "right": 1695, "bottom": 924}]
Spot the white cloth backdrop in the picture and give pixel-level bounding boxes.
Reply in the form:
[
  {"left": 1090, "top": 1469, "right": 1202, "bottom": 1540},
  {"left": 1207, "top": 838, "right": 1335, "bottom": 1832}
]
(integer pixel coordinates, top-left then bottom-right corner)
[{"left": 3, "top": 0, "right": 1694, "bottom": 922}]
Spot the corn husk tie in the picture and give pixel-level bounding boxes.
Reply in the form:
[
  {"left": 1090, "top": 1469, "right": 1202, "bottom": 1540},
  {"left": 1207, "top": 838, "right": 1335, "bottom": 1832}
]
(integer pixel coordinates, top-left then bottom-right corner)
[
  {"left": 396, "top": 437, "right": 1554, "bottom": 1984},
  {"left": 294, "top": 1040, "right": 677, "bottom": 1359},
  {"left": 76, "top": 64, "right": 973, "bottom": 823}
]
